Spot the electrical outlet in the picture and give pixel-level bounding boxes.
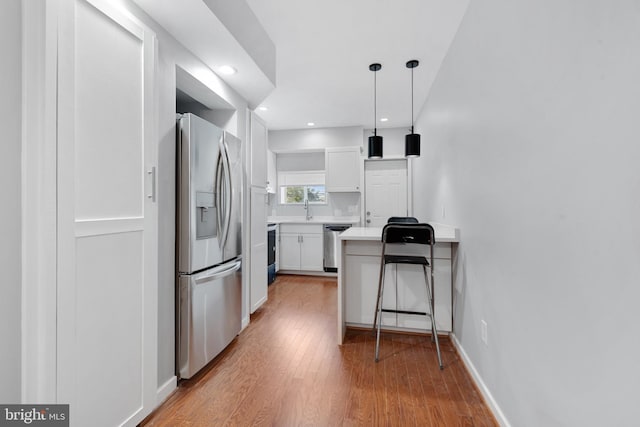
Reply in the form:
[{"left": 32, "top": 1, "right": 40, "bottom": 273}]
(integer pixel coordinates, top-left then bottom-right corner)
[{"left": 481, "top": 320, "right": 488, "bottom": 346}]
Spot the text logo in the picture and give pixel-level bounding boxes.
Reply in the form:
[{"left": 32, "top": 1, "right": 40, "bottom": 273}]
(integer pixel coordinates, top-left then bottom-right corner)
[{"left": 1, "top": 405, "right": 69, "bottom": 427}]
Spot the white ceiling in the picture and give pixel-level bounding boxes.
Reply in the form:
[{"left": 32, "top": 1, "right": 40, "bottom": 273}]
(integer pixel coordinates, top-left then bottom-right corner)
[
  {"left": 132, "top": 0, "right": 276, "bottom": 108},
  {"left": 134, "top": 0, "right": 469, "bottom": 132},
  {"left": 246, "top": 0, "right": 469, "bottom": 130}
]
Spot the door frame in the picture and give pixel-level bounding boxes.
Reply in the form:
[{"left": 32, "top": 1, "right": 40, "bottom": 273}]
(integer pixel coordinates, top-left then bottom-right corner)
[{"left": 21, "top": 0, "right": 59, "bottom": 402}]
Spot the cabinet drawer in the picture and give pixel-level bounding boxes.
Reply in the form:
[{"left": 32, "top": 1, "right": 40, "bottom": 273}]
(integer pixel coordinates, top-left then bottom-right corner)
[
  {"left": 279, "top": 223, "right": 323, "bottom": 234},
  {"left": 345, "top": 240, "right": 451, "bottom": 259}
]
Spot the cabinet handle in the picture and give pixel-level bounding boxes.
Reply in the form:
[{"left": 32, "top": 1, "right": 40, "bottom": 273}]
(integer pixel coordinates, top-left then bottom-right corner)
[
  {"left": 147, "top": 167, "right": 156, "bottom": 202},
  {"left": 366, "top": 211, "right": 371, "bottom": 216},
  {"left": 366, "top": 219, "right": 371, "bottom": 223}
]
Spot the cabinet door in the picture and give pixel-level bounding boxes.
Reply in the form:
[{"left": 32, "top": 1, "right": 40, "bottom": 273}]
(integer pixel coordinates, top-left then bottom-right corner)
[
  {"left": 299, "top": 233, "right": 323, "bottom": 271},
  {"left": 326, "top": 147, "right": 361, "bottom": 192},
  {"left": 250, "top": 112, "right": 267, "bottom": 187},
  {"left": 279, "top": 234, "right": 301, "bottom": 270},
  {"left": 250, "top": 187, "right": 267, "bottom": 313}
]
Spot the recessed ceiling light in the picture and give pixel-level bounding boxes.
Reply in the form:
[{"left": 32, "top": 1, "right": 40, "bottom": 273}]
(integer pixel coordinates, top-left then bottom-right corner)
[
  {"left": 258, "top": 106, "right": 268, "bottom": 111},
  {"left": 307, "top": 122, "right": 315, "bottom": 126},
  {"left": 218, "top": 65, "right": 237, "bottom": 75},
  {"left": 380, "top": 117, "right": 389, "bottom": 122}
]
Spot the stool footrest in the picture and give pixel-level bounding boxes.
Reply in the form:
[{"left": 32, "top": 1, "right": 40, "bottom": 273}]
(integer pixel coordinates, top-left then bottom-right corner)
[{"left": 381, "top": 308, "right": 431, "bottom": 316}]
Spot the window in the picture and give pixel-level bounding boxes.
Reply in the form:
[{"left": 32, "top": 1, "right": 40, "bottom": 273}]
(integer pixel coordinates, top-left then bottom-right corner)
[
  {"left": 280, "top": 184, "right": 326, "bottom": 205},
  {"left": 277, "top": 171, "right": 327, "bottom": 205}
]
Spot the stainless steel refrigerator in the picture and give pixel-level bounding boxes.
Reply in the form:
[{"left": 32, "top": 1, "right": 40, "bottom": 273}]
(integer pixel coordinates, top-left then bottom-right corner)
[{"left": 176, "top": 113, "right": 243, "bottom": 379}]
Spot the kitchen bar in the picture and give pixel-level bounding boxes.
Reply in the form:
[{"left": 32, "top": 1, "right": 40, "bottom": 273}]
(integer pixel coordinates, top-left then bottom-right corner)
[{"left": 336, "top": 223, "right": 460, "bottom": 344}]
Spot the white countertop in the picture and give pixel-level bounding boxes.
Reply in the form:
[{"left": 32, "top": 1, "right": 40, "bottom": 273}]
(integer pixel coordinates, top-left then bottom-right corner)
[
  {"left": 267, "top": 216, "right": 360, "bottom": 225},
  {"left": 339, "top": 223, "right": 460, "bottom": 243}
]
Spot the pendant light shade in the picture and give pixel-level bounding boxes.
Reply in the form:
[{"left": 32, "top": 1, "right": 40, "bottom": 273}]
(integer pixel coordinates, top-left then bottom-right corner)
[
  {"left": 405, "top": 59, "right": 421, "bottom": 157},
  {"left": 368, "top": 63, "right": 383, "bottom": 159},
  {"left": 405, "top": 133, "right": 420, "bottom": 157},
  {"left": 368, "top": 135, "right": 383, "bottom": 158}
]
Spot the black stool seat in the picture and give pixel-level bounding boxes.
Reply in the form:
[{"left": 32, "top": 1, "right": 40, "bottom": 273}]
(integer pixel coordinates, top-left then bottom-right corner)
[
  {"left": 373, "top": 220, "right": 443, "bottom": 369},
  {"left": 383, "top": 254, "right": 429, "bottom": 265}
]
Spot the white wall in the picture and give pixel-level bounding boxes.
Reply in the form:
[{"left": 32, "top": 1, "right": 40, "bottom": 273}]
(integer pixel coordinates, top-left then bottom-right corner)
[
  {"left": 0, "top": 0, "right": 22, "bottom": 403},
  {"left": 124, "top": 0, "right": 249, "bottom": 393},
  {"left": 269, "top": 126, "right": 362, "bottom": 152},
  {"left": 276, "top": 152, "right": 325, "bottom": 171},
  {"left": 414, "top": 1, "right": 640, "bottom": 425}
]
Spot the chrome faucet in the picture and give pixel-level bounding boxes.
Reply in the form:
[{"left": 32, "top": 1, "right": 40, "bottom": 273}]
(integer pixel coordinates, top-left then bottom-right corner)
[{"left": 304, "top": 199, "right": 313, "bottom": 220}]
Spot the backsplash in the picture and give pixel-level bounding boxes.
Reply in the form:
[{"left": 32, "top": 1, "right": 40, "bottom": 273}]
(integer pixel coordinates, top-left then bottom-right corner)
[{"left": 268, "top": 192, "right": 360, "bottom": 219}]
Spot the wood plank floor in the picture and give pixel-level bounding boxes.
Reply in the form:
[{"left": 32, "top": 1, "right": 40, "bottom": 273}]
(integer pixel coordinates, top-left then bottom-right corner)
[{"left": 141, "top": 275, "right": 497, "bottom": 426}]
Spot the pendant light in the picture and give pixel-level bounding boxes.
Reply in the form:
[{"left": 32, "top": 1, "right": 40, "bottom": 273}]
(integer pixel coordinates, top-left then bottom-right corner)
[
  {"left": 368, "top": 63, "right": 383, "bottom": 159},
  {"left": 405, "top": 59, "right": 421, "bottom": 157}
]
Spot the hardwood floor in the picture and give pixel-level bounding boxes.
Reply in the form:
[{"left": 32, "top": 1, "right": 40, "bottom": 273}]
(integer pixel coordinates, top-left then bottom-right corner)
[{"left": 141, "top": 275, "right": 497, "bottom": 426}]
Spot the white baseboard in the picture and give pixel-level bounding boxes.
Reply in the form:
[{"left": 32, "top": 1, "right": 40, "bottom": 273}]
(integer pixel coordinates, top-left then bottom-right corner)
[
  {"left": 451, "top": 334, "right": 511, "bottom": 427},
  {"left": 241, "top": 316, "right": 250, "bottom": 330},
  {"left": 156, "top": 376, "right": 177, "bottom": 406}
]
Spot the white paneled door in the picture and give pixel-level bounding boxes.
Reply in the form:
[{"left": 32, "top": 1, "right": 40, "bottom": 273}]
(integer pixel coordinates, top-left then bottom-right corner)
[
  {"left": 364, "top": 160, "right": 408, "bottom": 227},
  {"left": 56, "top": 1, "right": 157, "bottom": 426}
]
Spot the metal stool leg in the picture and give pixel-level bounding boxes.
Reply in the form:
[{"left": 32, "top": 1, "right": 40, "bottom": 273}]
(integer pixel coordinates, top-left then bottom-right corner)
[
  {"left": 372, "top": 245, "right": 387, "bottom": 333},
  {"left": 375, "top": 263, "right": 387, "bottom": 362},
  {"left": 424, "top": 265, "right": 443, "bottom": 369}
]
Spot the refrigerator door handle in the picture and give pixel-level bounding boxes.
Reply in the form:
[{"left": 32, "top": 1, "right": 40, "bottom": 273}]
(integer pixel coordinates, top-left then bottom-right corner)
[
  {"left": 193, "top": 259, "right": 242, "bottom": 284},
  {"left": 217, "top": 133, "right": 233, "bottom": 251},
  {"left": 215, "top": 148, "right": 224, "bottom": 244},
  {"left": 221, "top": 135, "right": 233, "bottom": 250}
]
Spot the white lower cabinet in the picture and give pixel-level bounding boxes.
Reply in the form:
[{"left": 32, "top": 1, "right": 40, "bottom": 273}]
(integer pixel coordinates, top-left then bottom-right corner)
[
  {"left": 344, "top": 241, "right": 452, "bottom": 332},
  {"left": 279, "top": 224, "right": 323, "bottom": 272},
  {"left": 300, "top": 233, "right": 323, "bottom": 270},
  {"left": 279, "top": 233, "right": 302, "bottom": 270}
]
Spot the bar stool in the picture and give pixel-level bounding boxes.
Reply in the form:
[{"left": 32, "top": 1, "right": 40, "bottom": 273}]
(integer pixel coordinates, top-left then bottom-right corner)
[
  {"left": 372, "top": 222, "right": 443, "bottom": 369},
  {"left": 387, "top": 216, "right": 418, "bottom": 224}
]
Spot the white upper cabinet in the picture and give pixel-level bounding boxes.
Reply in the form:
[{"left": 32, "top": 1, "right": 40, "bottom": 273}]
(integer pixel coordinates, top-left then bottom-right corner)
[
  {"left": 250, "top": 112, "right": 268, "bottom": 188},
  {"left": 325, "top": 146, "right": 362, "bottom": 192}
]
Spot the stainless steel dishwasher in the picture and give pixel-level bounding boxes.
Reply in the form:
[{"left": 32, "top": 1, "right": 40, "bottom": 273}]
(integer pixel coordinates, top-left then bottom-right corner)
[{"left": 323, "top": 224, "right": 352, "bottom": 272}]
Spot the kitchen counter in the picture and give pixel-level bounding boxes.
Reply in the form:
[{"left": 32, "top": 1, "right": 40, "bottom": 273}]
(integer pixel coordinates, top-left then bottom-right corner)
[
  {"left": 337, "top": 222, "right": 460, "bottom": 345},
  {"left": 340, "top": 223, "right": 459, "bottom": 242},
  {"left": 268, "top": 216, "right": 360, "bottom": 225}
]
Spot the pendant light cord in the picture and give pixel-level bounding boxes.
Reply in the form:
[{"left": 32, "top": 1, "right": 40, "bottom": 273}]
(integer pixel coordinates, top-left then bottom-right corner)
[
  {"left": 374, "top": 69, "right": 377, "bottom": 137},
  {"left": 410, "top": 66, "right": 414, "bottom": 134},
  {"left": 406, "top": 59, "right": 419, "bottom": 134}
]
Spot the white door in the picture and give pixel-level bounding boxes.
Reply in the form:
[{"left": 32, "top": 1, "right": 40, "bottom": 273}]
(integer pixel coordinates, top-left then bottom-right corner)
[
  {"left": 250, "top": 187, "right": 268, "bottom": 312},
  {"left": 365, "top": 159, "right": 408, "bottom": 226},
  {"left": 56, "top": 1, "right": 157, "bottom": 426}
]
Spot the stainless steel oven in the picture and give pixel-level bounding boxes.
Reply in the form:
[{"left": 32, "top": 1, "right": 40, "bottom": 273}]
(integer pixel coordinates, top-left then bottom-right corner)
[{"left": 267, "top": 223, "right": 277, "bottom": 284}]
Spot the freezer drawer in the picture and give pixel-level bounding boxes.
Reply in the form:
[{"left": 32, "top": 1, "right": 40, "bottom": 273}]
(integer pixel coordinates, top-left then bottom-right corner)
[{"left": 177, "top": 258, "right": 242, "bottom": 379}]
